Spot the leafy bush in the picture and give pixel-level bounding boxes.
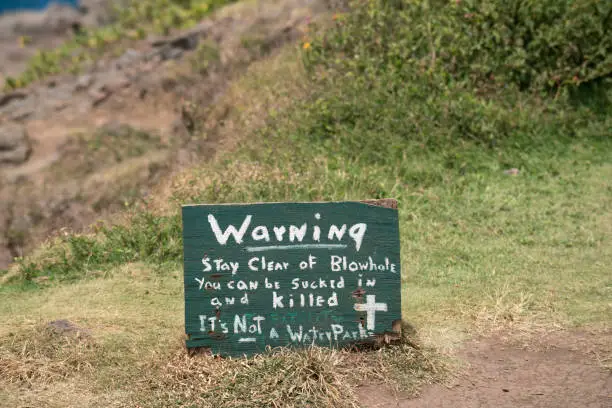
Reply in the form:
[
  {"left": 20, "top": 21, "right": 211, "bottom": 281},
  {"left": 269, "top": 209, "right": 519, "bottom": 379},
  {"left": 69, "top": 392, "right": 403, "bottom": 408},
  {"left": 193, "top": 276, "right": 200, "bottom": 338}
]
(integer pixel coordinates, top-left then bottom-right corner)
[
  {"left": 307, "top": 0, "right": 611, "bottom": 93},
  {"left": 293, "top": 0, "right": 611, "bottom": 155}
]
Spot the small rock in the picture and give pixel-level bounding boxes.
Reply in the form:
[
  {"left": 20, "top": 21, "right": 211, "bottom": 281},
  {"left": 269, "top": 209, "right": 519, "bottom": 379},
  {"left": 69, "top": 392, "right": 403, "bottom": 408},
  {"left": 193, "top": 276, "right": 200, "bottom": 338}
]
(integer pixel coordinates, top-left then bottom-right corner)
[
  {"left": 87, "top": 72, "right": 130, "bottom": 106},
  {"left": 94, "top": 71, "right": 130, "bottom": 92},
  {"left": 0, "top": 91, "right": 28, "bottom": 108},
  {"left": 160, "top": 47, "right": 184, "bottom": 61},
  {"left": 115, "top": 48, "right": 142, "bottom": 69},
  {"left": 0, "top": 123, "right": 31, "bottom": 164},
  {"left": 9, "top": 108, "right": 34, "bottom": 122},
  {"left": 47, "top": 319, "right": 91, "bottom": 338},
  {"left": 0, "top": 92, "right": 34, "bottom": 121},
  {"left": 11, "top": 4, "right": 83, "bottom": 37},
  {"left": 89, "top": 89, "right": 110, "bottom": 106},
  {"left": 150, "top": 31, "right": 200, "bottom": 61},
  {"left": 503, "top": 168, "right": 520, "bottom": 176},
  {"left": 46, "top": 83, "right": 75, "bottom": 101},
  {"left": 75, "top": 74, "right": 94, "bottom": 91},
  {"left": 151, "top": 31, "right": 200, "bottom": 51},
  {"left": 170, "top": 32, "right": 199, "bottom": 51}
]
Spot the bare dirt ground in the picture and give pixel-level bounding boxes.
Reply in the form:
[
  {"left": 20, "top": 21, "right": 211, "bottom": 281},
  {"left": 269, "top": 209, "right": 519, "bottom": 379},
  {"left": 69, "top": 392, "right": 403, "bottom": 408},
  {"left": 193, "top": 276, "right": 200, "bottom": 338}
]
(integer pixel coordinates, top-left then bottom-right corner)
[{"left": 359, "top": 330, "right": 612, "bottom": 408}]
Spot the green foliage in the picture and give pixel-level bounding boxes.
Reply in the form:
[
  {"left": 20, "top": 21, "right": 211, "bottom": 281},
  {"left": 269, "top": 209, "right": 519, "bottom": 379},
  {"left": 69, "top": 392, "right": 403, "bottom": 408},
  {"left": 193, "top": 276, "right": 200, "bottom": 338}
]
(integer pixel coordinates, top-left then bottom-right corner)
[
  {"left": 292, "top": 0, "right": 611, "bottom": 157},
  {"left": 11, "top": 212, "right": 182, "bottom": 285},
  {"left": 307, "top": 0, "right": 612, "bottom": 93},
  {"left": 114, "top": 0, "right": 232, "bottom": 35},
  {"left": 4, "top": 0, "right": 237, "bottom": 90}
]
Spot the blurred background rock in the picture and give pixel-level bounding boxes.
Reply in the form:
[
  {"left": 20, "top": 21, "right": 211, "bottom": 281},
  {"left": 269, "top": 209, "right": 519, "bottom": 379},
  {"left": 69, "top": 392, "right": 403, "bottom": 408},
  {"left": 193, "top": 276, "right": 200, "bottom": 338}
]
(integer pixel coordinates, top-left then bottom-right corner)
[{"left": 0, "top": 0, "right": 115, "bottom": 78}]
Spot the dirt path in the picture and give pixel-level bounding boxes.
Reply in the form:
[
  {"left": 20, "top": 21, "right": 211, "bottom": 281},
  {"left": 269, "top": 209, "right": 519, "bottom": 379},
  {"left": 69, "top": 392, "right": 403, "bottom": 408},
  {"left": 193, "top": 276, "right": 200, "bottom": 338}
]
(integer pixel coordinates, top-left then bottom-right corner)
[{"left": 359, "top": 330, "right": 611, "bottom": 408}]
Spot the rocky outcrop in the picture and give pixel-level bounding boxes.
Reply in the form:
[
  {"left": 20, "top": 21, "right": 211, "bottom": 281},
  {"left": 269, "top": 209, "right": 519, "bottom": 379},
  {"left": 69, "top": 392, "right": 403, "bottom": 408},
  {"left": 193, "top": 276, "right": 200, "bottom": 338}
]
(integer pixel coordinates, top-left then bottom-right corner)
[
  {"left": 0, "top": 122, "right": 30, "bottom": 164},
  {"left": 0, "top": 1, "right": 115, "bottom": 78}
]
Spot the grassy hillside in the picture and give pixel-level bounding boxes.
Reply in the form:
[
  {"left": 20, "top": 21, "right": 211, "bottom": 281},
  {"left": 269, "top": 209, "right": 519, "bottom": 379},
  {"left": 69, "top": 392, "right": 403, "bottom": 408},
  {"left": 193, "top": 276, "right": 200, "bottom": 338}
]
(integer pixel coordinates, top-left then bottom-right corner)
[{"left": 1, "top": 0, "right": 611, "bottom": 406}]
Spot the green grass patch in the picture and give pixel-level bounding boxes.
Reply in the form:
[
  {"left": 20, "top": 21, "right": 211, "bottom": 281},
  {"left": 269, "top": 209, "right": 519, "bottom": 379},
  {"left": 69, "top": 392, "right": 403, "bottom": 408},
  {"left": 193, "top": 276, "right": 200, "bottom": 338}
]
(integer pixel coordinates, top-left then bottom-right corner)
[{"left": 2, "top": 212, "right": 181, "bottom": 288}]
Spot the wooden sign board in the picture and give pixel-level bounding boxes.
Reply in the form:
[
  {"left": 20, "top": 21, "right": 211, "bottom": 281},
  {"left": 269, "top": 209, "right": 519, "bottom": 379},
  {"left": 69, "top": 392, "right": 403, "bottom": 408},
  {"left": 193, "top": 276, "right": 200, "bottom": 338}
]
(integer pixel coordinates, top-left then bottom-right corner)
[{"left": 182, "top": 200, "right": 401, "bottom": 357}]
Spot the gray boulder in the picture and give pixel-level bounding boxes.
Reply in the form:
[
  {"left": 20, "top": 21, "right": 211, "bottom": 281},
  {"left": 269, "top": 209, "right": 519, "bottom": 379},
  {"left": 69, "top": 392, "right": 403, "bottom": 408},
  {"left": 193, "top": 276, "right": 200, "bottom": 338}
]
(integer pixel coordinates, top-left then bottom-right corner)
[
  {"left": 0, "top": 123, "right": 31, "bottom": 164},
  {"left": 2, "top": 4, "right": 82, "bottom": 38}
]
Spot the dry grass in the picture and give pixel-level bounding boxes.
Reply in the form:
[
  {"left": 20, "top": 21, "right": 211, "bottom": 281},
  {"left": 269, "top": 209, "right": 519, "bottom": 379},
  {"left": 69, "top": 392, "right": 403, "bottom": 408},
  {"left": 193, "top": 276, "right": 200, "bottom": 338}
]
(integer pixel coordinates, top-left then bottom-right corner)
[
  {"left": 133, "top": 338, "right": 449, "bottom": 408},
  {"left": 0, "top": 323, "right": 96, "bottom": 386},
  {"left": 0, "top": 268, "right": 449, "bottom": 408},
  {"left": 143, "top": 346, "right": 361, "bottom": 408}
]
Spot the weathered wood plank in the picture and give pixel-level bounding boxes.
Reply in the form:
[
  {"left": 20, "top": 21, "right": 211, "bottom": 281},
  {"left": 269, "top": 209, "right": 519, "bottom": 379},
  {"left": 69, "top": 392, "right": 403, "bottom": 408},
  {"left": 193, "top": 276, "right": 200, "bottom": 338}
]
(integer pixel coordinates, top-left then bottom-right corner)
[{"left": 182, "top": 200, "right": 402, "bottom": 357}]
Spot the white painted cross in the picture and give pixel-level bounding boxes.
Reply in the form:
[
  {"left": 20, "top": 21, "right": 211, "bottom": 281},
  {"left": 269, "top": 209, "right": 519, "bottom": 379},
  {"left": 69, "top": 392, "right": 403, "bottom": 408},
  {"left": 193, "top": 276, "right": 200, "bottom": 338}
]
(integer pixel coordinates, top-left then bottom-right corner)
[{"left": 353, "top": 295, "right": 388, "bottom": 331}]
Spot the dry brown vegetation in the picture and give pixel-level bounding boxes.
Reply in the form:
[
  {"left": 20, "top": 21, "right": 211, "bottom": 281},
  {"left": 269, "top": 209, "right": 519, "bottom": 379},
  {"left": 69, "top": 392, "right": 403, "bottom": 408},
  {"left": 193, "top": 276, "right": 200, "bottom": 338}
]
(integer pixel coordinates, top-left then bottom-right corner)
[
  {"left": 0, "top": 322, "right": 96, "bottom": 386},
  {"left": 0, "top": 268, "right": 450, "bottom": 407}
]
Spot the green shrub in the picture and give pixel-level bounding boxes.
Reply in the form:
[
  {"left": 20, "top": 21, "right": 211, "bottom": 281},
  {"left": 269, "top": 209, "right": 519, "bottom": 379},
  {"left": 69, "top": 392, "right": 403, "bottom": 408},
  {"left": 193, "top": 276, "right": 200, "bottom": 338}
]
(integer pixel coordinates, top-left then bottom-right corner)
[
  {"left": 307, "top": 0, "right": 612, "bottom": 93},
  {"left": 12, "top": 212, "right": 182, "bottom": 285},
  {"left": 293, "top": 0, "right": 611, "bottom": 155}
]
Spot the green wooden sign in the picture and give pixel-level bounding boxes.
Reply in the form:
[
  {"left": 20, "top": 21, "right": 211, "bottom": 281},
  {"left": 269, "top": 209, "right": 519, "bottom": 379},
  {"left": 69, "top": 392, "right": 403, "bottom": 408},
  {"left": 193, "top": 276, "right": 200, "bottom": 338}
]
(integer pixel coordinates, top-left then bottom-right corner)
[{"left": 182, "top": 200, "right": 402, "bottom": 357}]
